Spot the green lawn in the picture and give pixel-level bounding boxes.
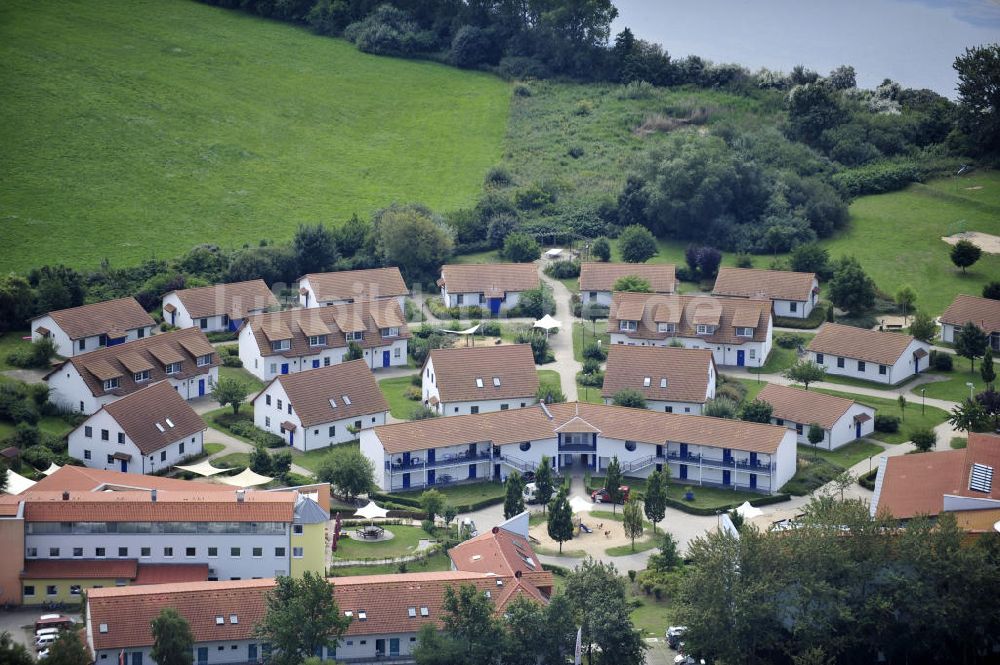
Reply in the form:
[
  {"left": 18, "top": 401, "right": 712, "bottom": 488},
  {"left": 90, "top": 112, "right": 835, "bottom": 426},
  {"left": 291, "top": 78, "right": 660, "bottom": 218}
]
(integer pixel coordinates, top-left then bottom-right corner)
[
  {"left": 291, "top": 441, "right": 359, "bottom": 475},
  {"left": 573, "top": 322, "right": 610, "bottom": 363},
  {"left": 799, "top": 439, "right": 884, "bottom": 469},
  {"left": 749, "top": 334, "right": 814, "bottom": 375},
  {"left": 389, "top": 481, "right": 505, "bottom": 507},
  {"left": 732, "top": 377, "right": 766, "bottom": 402},
  {"left": 329, "top": 550, "right": 453, "bottom": 576},
  {"left": 537, "top": 369, "right": 562, "bottom": 396},
  {"left": 213, "top": 452, "right": 250, "bottom": 469},
  {"left": 781, "top": 456, "right": 843, "bottom": 496},
  {"left": 811, "top": 388, "right": 950, "bottom": 445},
  {"left": 916, "top": 361, "right": 998, "bottom": 402},
  {"left": 218, "top": 366, "right": 265, "bottom": 393},
  {"left": 0, "top": 0, "right": 509, "bottom": 272},
  {"left": 816, "top": 370, "right": 923, "bottom": 391},
  {"left": 630, "top": 589, "right": 676, "bottom": 637},
  {"left": 951, "top": 437, "right": 968, "bottom": 449},
  {"left": 576, "top": 381, "right": 606, "bottom": 404},
  {"left": 378, "top": 374, "right": 421, "bottom": 420},
  {"left": 203, "top": 443, "right": 224, "bottom": 456},
  {"left": 0, "top": 332, "right": 31, "bottom": 371},
  {"left": 605, "top": 538, "right": 658, "bottom": 557},
  {"left": 332, "top": 525, "right": 431, "bottom": 560},
  {"left": 664, "top": 482, "right": 763, "bottom": 510}
]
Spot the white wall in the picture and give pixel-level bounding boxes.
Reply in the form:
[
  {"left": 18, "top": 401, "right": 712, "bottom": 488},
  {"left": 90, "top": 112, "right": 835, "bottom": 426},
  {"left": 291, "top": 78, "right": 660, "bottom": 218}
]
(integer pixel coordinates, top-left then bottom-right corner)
[
  {"left": 809, "top": 338, "right": 929, "bottom": 385},
  {"left": 441, "top": 289, "right": 523, "bottom": 310},
  {"left": 46, "top": 365, "right": 217, "bottom": 415},
  {"left": 773, "top": 403, "right": 875, "bottom": 451},
  {"left": 581, "top": 291, "right": 613, "bottom": 307},
  {"left": 941, "top": 323, "right": 957, "bottom": 344},
  {"left": 32, "top": 317, "right": 155, "bottom": 358},
  {"left": 68, "top": 410, "right": 204, "bottom": 474},
  {"left": 300, "top": 278, "right": 407, "bottom": 312},
  {"left": 609, "top": 333, "right": 769, "bottom": 368},
  {"left": 438, "top": 397, "right": 534, "bottom": 416},
  {"left": 359, "top": 430, "right": 390, "bottom": 491},
  {"left": 26, "top": 531, "right": 291, "bottom": 580},
  {"left": 604, "top": 398, "right": 703, "bottom": 415},
  {"left": 242, "top": 332, "right": 407, "bottom": 382},
  {"left": 162, "top": 293, "right": 194, "bottom": 329}
]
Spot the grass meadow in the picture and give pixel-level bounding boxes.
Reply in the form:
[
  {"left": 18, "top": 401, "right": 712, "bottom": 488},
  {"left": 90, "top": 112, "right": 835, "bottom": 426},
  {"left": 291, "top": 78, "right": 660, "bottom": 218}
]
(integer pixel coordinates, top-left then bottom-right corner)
[{"left": 0, "top": 0, "right": 509, "bottom": 272}]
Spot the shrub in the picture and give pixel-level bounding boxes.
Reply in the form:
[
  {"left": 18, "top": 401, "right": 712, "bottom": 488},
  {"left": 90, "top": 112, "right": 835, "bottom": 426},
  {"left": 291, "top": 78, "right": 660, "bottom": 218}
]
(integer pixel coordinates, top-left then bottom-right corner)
[
  {"left": 618, "top": 81, "right": 655, "bottom": 100},
  {"left": 735, "top": 253, "right": 754, "bottom": 268},
  {"left": 6, "top": 338, "right": 56, "bottom": 369},
  {"left": 573, "top": 100, "right": 594, "bottom": 116},
  {"left": 484, "top": 166, "right": 513, "bottom": 189},
  {"left": 222, "top": 355, "right": 243, "bottom": 368},
  {"left": 582, "top": 358, "right": 602, "bottom": 375},
  {"left": 577, "top": 371, "right": 605, "bottom": 388},
  {"left": 874, "top": 414, "right": 900, "bottom": 433},
  {"left": 831, "top": 161, "right": 922, "bottom": 197},
  {"left": 498, "top": 57, "right": 549, "bottom": 80},
  {"left": 545, "top": 260, "right": 581, "bottom": 279},
  {"left": 479, "top": 321, "right": 502, "bottom": 336},
  {"left": 403, "top": 386, "right": 422, "bottom": 401},
  {"left": 775, "top": 332, "right": 804, "bottom": 349},
  {"left": 343, "top": 4, "right": 434, "bottom": 57},
  {"left": 502, "top": 232, "right": 541, "bottom": 262},
  {"left": 516, "top": 183, "right": 557, "bottom": 211},
  {"left": 582, "top": 342, "right": 607, "bottom": 361},
  {"left": 930, "top": 350, "right": 953, "bottom": 371},
  {"left": 513, "top": 83, "right": 532, "bottom": 97},
  {"left": 567, "top": 146, "right": 585, "bottom": 159},
  {"left": 591, "top": 237, "right": 611, "bottom": 262}
]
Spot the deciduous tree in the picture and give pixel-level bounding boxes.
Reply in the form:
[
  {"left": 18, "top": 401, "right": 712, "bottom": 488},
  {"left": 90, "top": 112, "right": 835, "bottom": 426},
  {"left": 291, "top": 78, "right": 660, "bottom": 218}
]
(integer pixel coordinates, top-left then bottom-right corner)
[
  {"left": 420, "top": 489, "right": 445, "bottom": 521},
  {"left": 981, "top": 348, "right": 995, "bottom": 388},
  {"left": 591, "top": 236, "right": 611, "bottom": 262},
  {"left": 983, "top": 281, "right": 1000, "bottom": 300},
  {"left": 565, "top": 558, "right": 646, "bottom": 665},
  {"left": 151, "top": 608, "right": 194, "bottom": 665},
  {"left": 895, "top": 285, "right": 916, "bottom": 322},
  {"left": 316, "top": 446, "right": 375, "bottom": 502},
  {"left": 612, "top": 388, "right": 646, "bottom": 409},
  {"left": 211, "top": 377, "right": 250, "bottom": 415},
  {"left": 955, "top": 321, "right": 988, "bottom": 372},
  {"left": 618, "top": 225, "right": 657, "bottom": 263},
  {"left": 0, "top": 632, "right": 32, "bottom": 665},
  {"left": 612, "top": 275, "right": 651, "bottom": 293},
  {"left": 293, "top": 223, "right": 338, "bottom": 275},
  {"left": 504, "top": 471, "right": 525, "bottom": 519},
  {"left": 828, "top": 256, "right": 876, "bottom": 315},
  {"left": 44, "top": 631, "right": 91, "bottom": 665},
  {"left": 784, "top": 359, "right": 826, "bottom": 390},
  {"left": 643, "top": 468, "right": 668, "bottom": 534},
  {"left": 909, "top": 311, "right": 937, "bottom": 343},
  {"left": 954, "top": 43, "right": 1000, "bottom": 158},
  {"left": 547, "top": 487, "right": 574, "bottom": 554},
  {"left": 502, "top": 232, "right": 541, "bottom": 263},
  {"left": 604, "top": 456, "right": 624, "bottom": 513},
  {"left": 808, "top": 423, "right": 825, "bottom": 450},
  {"left": 910, "top": 427, "right": 937, "bottom": 453},
  {"left": 534, "top": 456, "right": 555, "bottom": 514},
  {"left": 739, "top": 398, "right": 773, "bottom": 424},
  {"left": 950, "top": 239, "right": 982, "bottom": 273},
  {"left": 254, "top": 572, "right": 350, "bottom": 665},
  {"left": 622, "top": 499, "right": 644, "bottom": 551},
  {"left": 374, "top": 204, "right": 453, "bottom": 286}
]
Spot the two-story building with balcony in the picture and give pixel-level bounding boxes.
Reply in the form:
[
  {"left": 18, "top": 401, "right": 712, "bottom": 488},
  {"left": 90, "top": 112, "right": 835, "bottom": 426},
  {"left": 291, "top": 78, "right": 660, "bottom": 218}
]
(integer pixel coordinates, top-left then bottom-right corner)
[
  {"left": 608, "top": 292, "right": 773, "bottom": 368},
  {"left": 360, "top": 402, "right": 796, "bottom": 494},
  {"left": 422, "top": 344, "right": 539, "bottom": 416},
  {"left": 298, "top": 267, "right": 409, "bottom": 311},
  {"left": 31, "top": 297, "right": 156, "bottom": 357},
  {"left": 45, "top": 328, "right": 220, "bottom": 415},
  {"left": 239, "top": 300, "right": 410, "bottom": 381}
]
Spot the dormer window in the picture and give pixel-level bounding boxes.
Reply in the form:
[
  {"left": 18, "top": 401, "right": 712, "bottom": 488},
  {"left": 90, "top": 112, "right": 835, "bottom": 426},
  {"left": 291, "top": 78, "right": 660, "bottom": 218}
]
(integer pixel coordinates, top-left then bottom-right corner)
[
  {"left": 271, "top": 340, "right": 290, "bottom": 352},
  {"left": 642, "top": 377, "right": 650, "bottom": 387},
  {"left": 134, "top": 370, "right": 150, "bottom": 383},
  {"left": 381, "top": 327, "right": 399, "bottom": 338},
  {"left": 696, "top": 324, "right": 715, "bottom": 335},
  {"left": 492, "top": 377, "right": 501, "bottom": 387},
  {"left": 103, "top": 378, "right": 119, "bottom": 391},
  {"left": 660, "top": 378, "right": 667, "bottom": 388},
  {"left": 619, "top": 320, "right": 637, "bottom": 332},
  {"left": 419, "top": 607, "right": 429, "bottom": 617},
  {"left": 197, "top": 354, "right": 213, "bottom": 367},
  {"left": 342, "top": 395, "right": 352, "bottom": 406},
  {"left": 475, "top": 378, "right": 484, "bottom": 388},
  {"left": 165, "top": 362, "right": 182, "bottom": 375},
  {"left": 346, "top": 331, "right": 363, "bottom": 342},
  {"left": 308, "top": 335, "right": 327, "bottom": 347},
  {"left": 657, "top": 323, "right": 676, "bottom": 333},
  {"left": 735, "top": 327, "right": 754, "bottom": 337}
]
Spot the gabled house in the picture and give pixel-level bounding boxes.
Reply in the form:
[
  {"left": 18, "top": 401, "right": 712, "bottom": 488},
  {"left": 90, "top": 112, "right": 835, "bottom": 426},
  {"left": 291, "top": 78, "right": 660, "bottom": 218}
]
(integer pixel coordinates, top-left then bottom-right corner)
[
  {"left": 437, "top": 263, "right": 539, "bottom": 315},
  {"left": 31, "top": 297, "right": 156, "bottom": 357},
  {"left": 757, "top": 383, "right": 875, "bottom": 450},
  {"left": 253, "top": 360, "right": 388, "bottom": 451},
  {"left": 299, "top": 267, "right": 409, "bottom": 311},
  {"left": 872, "top": 432, "right": 1000, "bottom": 519},
  {"left": 360, "top": 401, "right": 796, "bottom": 494},
  {"left": 712, "top": 267, "right": 819, "bottom": 319},
  {"left": 601, "top": 345, "right": 716, "bottom": 414},
  {"left": 578, "top": 263, "right": 676, "bottom": 307},
  {"left": 162, "top": 280, "right": 278, "bottom": 333},
  {"left": 422, "top": 345, "right": 539, "bottom": 416},
  {"left": 67, "top": 381, "right": 206, "bottom": 474},
  {"left": 239, "top": 300, "right": 411, "bottom": 381},
  {"left": 608, "top": 291, "right": 773, "bottom": 368},
  {"left": 45, "top": 328, "right": 219, "bottom": 415},
  {"left": 939, "top": 294, "right": 1000, "bottom": 351},
  {"left": 806, "top": 323, "right": 930, "bottom": 385}
]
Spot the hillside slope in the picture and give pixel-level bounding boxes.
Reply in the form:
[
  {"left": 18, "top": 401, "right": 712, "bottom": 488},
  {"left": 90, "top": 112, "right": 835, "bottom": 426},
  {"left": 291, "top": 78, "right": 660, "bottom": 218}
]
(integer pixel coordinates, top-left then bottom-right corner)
[{"left": 0, "top": 0, "right": 509, "bottom": 272}]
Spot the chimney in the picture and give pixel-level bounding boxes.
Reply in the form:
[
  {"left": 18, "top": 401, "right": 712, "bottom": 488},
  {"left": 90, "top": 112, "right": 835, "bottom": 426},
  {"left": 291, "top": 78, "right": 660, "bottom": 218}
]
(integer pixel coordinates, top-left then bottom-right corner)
[
  {"left": 151, "top": 489, "right": 157, "bottom": 503},
  {"left": 236, "top": 489, "right": 245, "bottom": 503},
  {"left": 61, "top": 491, "right": 69, "bottom": 501}
]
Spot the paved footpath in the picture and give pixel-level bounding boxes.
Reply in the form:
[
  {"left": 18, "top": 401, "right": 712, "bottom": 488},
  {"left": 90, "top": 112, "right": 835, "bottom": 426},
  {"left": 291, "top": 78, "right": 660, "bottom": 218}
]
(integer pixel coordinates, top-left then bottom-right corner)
[{"left": 537, "top": 264, "right": 581, "bottom": 401}]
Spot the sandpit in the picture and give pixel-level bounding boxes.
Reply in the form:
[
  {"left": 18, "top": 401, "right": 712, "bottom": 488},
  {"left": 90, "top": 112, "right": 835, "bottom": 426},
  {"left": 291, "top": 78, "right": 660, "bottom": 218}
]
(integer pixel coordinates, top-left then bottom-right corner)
[
  {"left": 941, "top": 231, "right": 1000, "bottom": 255},
  {"left": 529, "top": 515, "right": 652, "bottom": 557}
]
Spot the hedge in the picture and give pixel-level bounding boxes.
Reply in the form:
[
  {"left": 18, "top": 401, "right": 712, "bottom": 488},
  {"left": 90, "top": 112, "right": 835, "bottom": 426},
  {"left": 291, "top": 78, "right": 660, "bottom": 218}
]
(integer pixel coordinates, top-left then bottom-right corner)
[
  {"left": 858, "top": 468, "right": 878, "bottom": 491},
  {"left": 663, "top": 492, "right": 791, "bottom": 516},
  {"left": 774, "top": 302, "right": 829, "bottom": 329},
  {"left": 372, "top": 491, "right": 506, "bottom": 514}
]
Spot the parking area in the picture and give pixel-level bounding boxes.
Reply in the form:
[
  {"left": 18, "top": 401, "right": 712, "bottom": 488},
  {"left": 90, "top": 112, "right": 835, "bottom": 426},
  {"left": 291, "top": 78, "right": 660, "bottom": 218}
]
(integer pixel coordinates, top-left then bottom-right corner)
[{"left": 0, "top": 608, "right": 82, "bottom": 654}]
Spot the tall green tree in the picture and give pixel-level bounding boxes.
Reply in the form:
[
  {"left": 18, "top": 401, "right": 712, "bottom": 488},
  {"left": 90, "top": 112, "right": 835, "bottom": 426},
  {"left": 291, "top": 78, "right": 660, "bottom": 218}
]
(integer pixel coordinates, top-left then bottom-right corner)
[
  {"left": 502, "top": 232, "right": 541, "bottom": 263},
  {"left": 211, "top": 377, "right": 250, "bottom": 415},
  {"left": 565, "top": 558, "right": 645, "bottom": 665},
  {"left": 643, "top": 467, "right": 668, "bottom": 534},
  {"left": 910, "top": 427, "right": 937, "bottom": 453},
  {"left": 603, "top": 456, "right": 624, "bottom": 513},
  {"left": 955, "top": 321, "right": 988, "bottom": 372},
  {"left": 611, "top": 275, "right": 651, "bottom": 292},
  {"left": 618, "top": 225, "right": 657, "bottom": 263},
  {"left": 412, "top": 623, "right": 464, "bottom": 665},
  {"left": 950, "top": 239, "right": 982, "bottom": 274},
  {"left": 503, "top": 471, "right": 526, "bottom": 519},
  {"left": 895, "top": 285, "right": 916, "bottom": 322},
  {"left": 909, "top": 311, "right": 937, "bottom": 343},
  {"left": 739, "top": 398, "right": 773, "bottom": 423},
  {"left": 151, "top": 608, "right": 194, "bottom": 665},
  {"left": 547, "top": 487, "right": 574, "bottom": 554},
  {"left": 591, "top": 236, "right": 611, "bottom": 262},
  {"left": 249, "top": 445, "right": 272, "bottom": 476},
  {"left": 43, "top": 631, "right": 90, "bottom": 665},
  {"left": 807, "top": 423, "right": 825, "bottom": 451},
  {"left": 254, "top": 572, "right": 350, "bottom": 665},
  {"left": 612, "top": 388, "right": 646, "bottom": 409},
  {"left": 983, "top": 281, "right": 1000, "bottom": 300},
  {"left": 0, "top": 632, "right": 33, "bottom": 665},
  {"left": 898, "top": 395, "right": 908, "bottom": 421},
  {"left": 981, "top": 348, "right": 996, "bottom": 388},
  {"left": 534, "top": 456, "right": 555, "bottom": 514},
  {"left": 789, "top": 243, "right": 831, "bottom": 278},
  {"left": 954, "top": 43, "right": 1000, "bottom": 157},
  {"left": 622, "top": 499, "right": 644, "bottom": 551},
  {"left": 949, "top": 398, "right": 991, "bottom": 433},
  {"left": 784, "top": 359, "right": 826, "bottom": 390},
  {"left": 420, "top": 489, "right": 446, "bottom": 521},
  {"left": 828, "top": 256, "right": 876, "bottom": 315},
  {"left": 344, "top": 341, "right": 364, "bottom": 361},
  {"left": 374, "top": 204, "right": 453, "bottom": 286},
  {"left": 293, "top": 223, "right": 338, "bottom": 275},
  {"left": 316, "top": 446, "right": 375, "bottom": 502},
  {"left": 441, "top": 583, "right": 504, "bottom": 664}
]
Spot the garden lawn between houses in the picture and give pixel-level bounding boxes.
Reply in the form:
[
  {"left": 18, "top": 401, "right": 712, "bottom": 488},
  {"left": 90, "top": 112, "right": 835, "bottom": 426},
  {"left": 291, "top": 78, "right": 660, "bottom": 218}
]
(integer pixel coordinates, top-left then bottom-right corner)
[
  {"left": 388, "top": 481, "right": 506, "bottom": 507},
  {"left": 810, "top": 388, "right": 950, "bottom": 445},
  {"left": 331, "top": 524, "right": 430, "bottom": 560},
  {"left": 329, "top": 551, "right": 453, "bottom": 576},
  {"left": 218, "top": 365, "right": 265, "bottom": 393},
  {"left": 917, "top": 360, "right": 999, "bottom": 402},
  {"left": 0, "top": 0, "right": 509, "bottom": 272},
  {"left": 0, "top": 332, "right": 31, "bottom": 371},
  {"left": 378, "top": 374, "right": 421, "bottom": 420},
  {"left": 537, "top": 369, "right": 562, "bottom": 397}
]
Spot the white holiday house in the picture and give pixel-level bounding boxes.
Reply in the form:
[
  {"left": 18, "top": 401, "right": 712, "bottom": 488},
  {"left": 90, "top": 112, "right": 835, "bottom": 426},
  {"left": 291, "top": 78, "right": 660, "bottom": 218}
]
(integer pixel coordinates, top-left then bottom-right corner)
[
  {"left": 578, "top": 263, "right": 676, "bottom": 307},
  {"left": 31, "top": 298, "right": 156, "bottom": 358},
  {"left": 437, "top": 263, "right": 539, "bottom": 315},
  {"left": 298, "top": 267, "right": 408, "bottom": 310},
  {"left": 712, "top": 267, "right": 819, "bottom": 319},
  {"left": 601, "top": 345, "right": 716, "bottom": 414},
  {"left": 162, "top": 280, "right": 278, "bottom": 333},
  {"left": 939, "top": 294, "right": 1000, "bottom": 351},
  {"left": 253, "top": 360, "right": 388, "bottom": 451},
  {"left": 806, "top": 323, "right": 930, "bottom": 385},
  {"left": 422, "top": 344, "right": 539, "bottom": 416},
  {"left": 758, "top": 383, "right": 875, "bottom": 450}
]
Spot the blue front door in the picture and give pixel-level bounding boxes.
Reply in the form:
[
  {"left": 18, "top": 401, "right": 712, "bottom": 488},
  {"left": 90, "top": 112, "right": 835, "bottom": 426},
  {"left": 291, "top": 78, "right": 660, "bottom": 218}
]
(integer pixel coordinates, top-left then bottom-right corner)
[
  {"left": 679, "top": 443, "right": 688, "bottom": 459},
  {"left": 427, "top": 449, "right": 435, "bottom": 465},
  {"left": 428, "top": 470, "right": 435, "bottom": 485},
  {"left": 489, "top": 298, "right": 502, "bottom": 315},
  {"left": 248, "top": 645, "right": 257, "bottom": 662},
  {"left": 289, "top": 432, "right": 294, "bottom": 447},
  {"left": 171, "top": 311, "right": 176, "bottom": 326},
  {"left": 197, "top": 648, "right": 208, "bottom": 665},
  {"left": 120, "top": 459, "right": 127, "bottom": 472},
  {"left": 281, "top": 363, "right": 289, "bottom": 374},
  {"left": 198, "top": 379, "right": 205, "bottom": 396},
  {"left": 402, "top": 473, "right": 410, "bottom": 489},
  {"left": 723, "top": 448, "right": 732, "bottom": 463},
  {"left": 679, "top": 464, "right": 687, "bottom": 480},
  {"left": 856, "top": 422, "right": 861, "bottom": 438},
  {"left": 494, "top": 463, "right": 500, "bottom": 480},
  {"left": 723, "top": 470, "right": 731, "bottom": 486},
  {"left": 737, "top": 350, "right": 745, "bottom": 366},
  {"left": 132, "top": 653, "right": 143, "bottom": 665},
  {"left": 750, "top": 474, "right": 757, "bottom": 490},
  {"left": 750, "top": 452, "right": 757, "bottom": 467},
  {"left": 312, "top": 359, "right": 320, "bottom": 369},
  {"left": 469, "top": 464, "right": 477, "bottom": 479},
  {"left": 383, "top": 350, "right": 390, "bottom": 367}
]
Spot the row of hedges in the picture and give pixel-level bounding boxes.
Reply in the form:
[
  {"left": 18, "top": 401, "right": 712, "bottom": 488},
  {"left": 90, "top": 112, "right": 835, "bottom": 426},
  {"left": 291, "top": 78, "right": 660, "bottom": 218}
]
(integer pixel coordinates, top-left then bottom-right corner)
[
  {"left": 371, "top": 491, "right": 506, "bottom": 514},
  {"left": 213, "top": 412, "right": 285, "bottom": 448},
  {"left": 663, "top": 492, "right": 791, "bottom": 516},
  {"left": 425, "top": 297, "right": 488, "bottom": 320},
  {"left": 858, "top": 468, "right": 879, "bottom": 491}
]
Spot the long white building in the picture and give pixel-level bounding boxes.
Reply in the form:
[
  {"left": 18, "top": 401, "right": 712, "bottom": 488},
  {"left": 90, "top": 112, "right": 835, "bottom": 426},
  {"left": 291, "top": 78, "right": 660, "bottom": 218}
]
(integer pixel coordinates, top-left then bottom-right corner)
[
  {"left": 806, "top": 323, "right": 930, "bottom": 385},
  {"left": 31, "top": 297, "right": 156, "bottom": 358},
  {"left": 758, "top": 383, "right": 875, "bottom": 450},
  {"left": 162, "top": 280, "right": 278, "bottom": 333},
  {"left": 361, "top": 401, "right": 796, "bottom": 494},
  {"left": 299, "top": 267, "right": 408, "bottom": 311}
]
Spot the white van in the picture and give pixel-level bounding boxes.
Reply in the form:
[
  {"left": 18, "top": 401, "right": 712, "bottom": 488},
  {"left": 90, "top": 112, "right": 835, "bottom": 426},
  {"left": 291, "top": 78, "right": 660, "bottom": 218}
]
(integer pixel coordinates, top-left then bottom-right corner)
[
  {"left": 34, "top": 628, "right": 60, "bottom": 640},
  {"left": 35, "top": 635, "right": 58, "bottom": 650},
  {"left": 523, "top": 482, "right": 538, "bottom": 503}
]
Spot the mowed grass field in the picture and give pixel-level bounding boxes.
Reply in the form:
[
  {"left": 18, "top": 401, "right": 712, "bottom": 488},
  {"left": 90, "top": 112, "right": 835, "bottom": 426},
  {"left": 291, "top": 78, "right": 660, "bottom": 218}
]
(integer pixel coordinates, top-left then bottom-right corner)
[{"left": 0, "top": 0, "right": 510, "bottom": 272}]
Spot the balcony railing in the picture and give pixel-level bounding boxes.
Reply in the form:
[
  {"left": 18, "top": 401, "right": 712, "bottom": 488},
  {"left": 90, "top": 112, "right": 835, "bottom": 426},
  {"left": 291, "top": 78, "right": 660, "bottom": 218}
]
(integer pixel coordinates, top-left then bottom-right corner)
[
  {"left": 665, "top": 453, "right": 773, "bottom": 474},
  {"left": 558, "top": 443, "right": 597, "bottom": 452},
  {"left": 500, "top": 454, "right": 537, "bottom": 473},
  {"left": 388, "top": 451, "right": 492, "bottom": 473}
]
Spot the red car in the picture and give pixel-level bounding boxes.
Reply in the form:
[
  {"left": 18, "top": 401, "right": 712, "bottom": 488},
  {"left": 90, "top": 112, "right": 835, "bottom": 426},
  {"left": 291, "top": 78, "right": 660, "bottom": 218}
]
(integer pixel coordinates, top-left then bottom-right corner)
[{"left": 591, "top": 485, "right": 629, "bottom": 504}]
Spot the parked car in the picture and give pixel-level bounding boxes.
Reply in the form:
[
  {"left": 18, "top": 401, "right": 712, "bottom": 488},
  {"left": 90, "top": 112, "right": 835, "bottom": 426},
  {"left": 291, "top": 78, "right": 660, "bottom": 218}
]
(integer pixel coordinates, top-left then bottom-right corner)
[
  {"left": 35, "top": 635, "right": 58, "bottom": 651},
  {"left": 666, "top": 626, "right": 687, "bottom": 649},
  {"left": 34, "top": 628, "right": 60, "bottom": 640},
  {"left": 34, "top": 615, "right": 71, "bottom": 632},
  {"left": 523, "top": 482, "right": 539, "bottom": 503},
  {"left": 591, "top": 485, "right": 630, "bottom": 504}
]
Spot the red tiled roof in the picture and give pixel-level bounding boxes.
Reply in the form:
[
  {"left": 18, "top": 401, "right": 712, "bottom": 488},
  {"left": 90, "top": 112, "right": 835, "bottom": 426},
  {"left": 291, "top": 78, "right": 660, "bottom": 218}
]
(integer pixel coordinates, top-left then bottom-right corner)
[
  {"left": 608, "top": 292, "right": 771, "bottom": 345},
  {"left": 94, "top": 382, "right": 207, "bottom": 455},
  {"left": 258, "top": 360, "right": 387, "bottom": 428},
  {"left": 439, "top": 263, "right": 539, "bottom": 294},
  {"left": 712, "top": 267, "right": 817, "bottom": 302},
  {"left": 758, "top": 383, "right": 867, "bottom": 430},
  {"left": 448, "top": 527, "right": 542, "bottom": 578},
  {"left": 579, "top": 263, "right": 676, "bottom": 293},
  {"left": 169, "top": 280, "right": 278, "bottom": 320},
  {"left": 428, "top": 345, "right": 539, "bottom": 403},
  {"left": 22, "top": 559, "right": 138, "bottom": 580},
  {"left": 302, "top": 268, "right": 408, "bottom": 302},
  {"left": 939, "top": 294, "right": 1000, "bottom": 334},
  {"left": 23, "top": 490, "right": 295, "bottom": 522},
  {"left": 601, "top": 345, "right": 714, "bottom": 403},
  {"left": 26, "top": 465, "right": 234, "bottom": 494},
  {"left": 34, "top": 298, "right": 154, "bottom": 341},
  {"left": 807, "top": 323, "right": 922, "bottom": 366}
]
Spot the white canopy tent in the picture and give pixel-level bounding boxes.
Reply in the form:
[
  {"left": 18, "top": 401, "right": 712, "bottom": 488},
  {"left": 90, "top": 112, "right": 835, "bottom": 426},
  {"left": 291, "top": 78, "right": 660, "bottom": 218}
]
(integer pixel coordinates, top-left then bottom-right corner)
[
  {"left": 41, "top": 463, "right": 61, "bottom": 476},
  {"left": 175, "top": 460, "right": 229, "bottom": 477},
  {"left": 354, "top": 500, "right": 390, "bottom": 521},
  {"left": 569, "top": 495, "right": 594, "bottom": 514},
  {"left": 533, "top": 314, "right": 561, "bottom": 332},
  {"left": 439, "top": 324, "right": 481, "bottom": 336},
  {"left": 734, "top": 501, "right": 764, "bottom": 520},
  {"left": 217, "top": 468, "right": 273, "bottom": 488},
  {"left": 4, "top": 468, "right": 36, "bottom": 495}
]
